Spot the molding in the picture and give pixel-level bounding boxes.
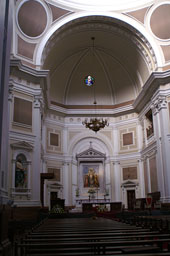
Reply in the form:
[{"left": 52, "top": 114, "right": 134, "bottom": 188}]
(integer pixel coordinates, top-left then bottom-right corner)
[
  {"left": 109, "top": 152, "right": 141, "bottom": 162},
  {"left": 10, "top": 58, "right": 170, "bottom": 117},
  {"left": 121, "top": 180, "right": 139, "bottom": 188},
  {"left": 49, "top": 102, "right": 134, "bottom": 116},
  {"left": 133, "top": 70, "right": 170, "bottom": 113},
  {"left": 10, "top": 141, "right": 33, "bottom": 151},
  {"left": 76, "top": 144, "right": 106, "bottom": 161},
  {"left": 42, "top": 15, "right": 157, "bottom": 71},
  {"left": 10, "top": 58, "right": 49, "bottom": 78},
  {"left": 141, "top": 140, "right": 157, "bottom": 159},
  {"left": 10, "top": 58, "right": 50, "bottom": 108},
  {"left": 9, "top": 130, "right": 36, "bottom": 143},
  {"left": 151, "top": 94, "right": 167, "bottom": 115},
  {"left": 45, "top": 0, "right": 154, "bottom": 12},
  {"left": 36, "top": 10, "right": 161, "bottom": 68}
]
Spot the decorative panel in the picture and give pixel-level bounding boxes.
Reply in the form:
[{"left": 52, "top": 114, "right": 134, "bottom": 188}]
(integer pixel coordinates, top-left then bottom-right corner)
[
  {"left": 14, "top": 97, "right": 32, "bottom": 126},
  {"left": 119, "top": 126, "right": 137, "bottom": 152},
  {"left": 149, "top": 157, "right": 158, "bottom": 192},
  {"left": 123, "top": 132, "right": 133, "bottom": 146},
  {"left": 123, "top": 167, "right": 137, "bottom": 180},
  {"left": 50, "top": 133, "right": 59, "bottom": 146},
  {"left": 46, "top": 127, "right": 62, "bottom": 153},
  {"left": 48, "top": 168, "right": 60, "bottom": 181}
]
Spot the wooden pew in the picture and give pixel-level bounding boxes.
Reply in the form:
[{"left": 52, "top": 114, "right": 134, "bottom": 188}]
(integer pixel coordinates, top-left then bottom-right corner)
[
  {"left": 23, "top": 233, "right": 170, "bottom": 243},
  {"left": 14, "top": 216, "right": 170, "bottom": 256},
  {"left": 134, "top": 215, "right": 170, "bottom": 232},
  {"left": 15, "top": 237, "right": 170, "bottom": 255},
  {"left": 26, "top": 230, "right": 161, "bottom": 239}
]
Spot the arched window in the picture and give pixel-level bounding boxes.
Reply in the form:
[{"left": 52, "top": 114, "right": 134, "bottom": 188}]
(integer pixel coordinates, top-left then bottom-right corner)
[{"left": 15, "top": 154, "right": 27, "bottom": 189}]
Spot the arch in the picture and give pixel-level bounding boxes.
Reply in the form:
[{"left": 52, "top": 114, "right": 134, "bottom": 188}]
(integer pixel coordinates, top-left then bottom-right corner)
[
  {"left": 68, "top": 131, "right": 114, "bottom": 157},
  {"left": 35, "top": 11, "right": 162, "bottom": 67}
]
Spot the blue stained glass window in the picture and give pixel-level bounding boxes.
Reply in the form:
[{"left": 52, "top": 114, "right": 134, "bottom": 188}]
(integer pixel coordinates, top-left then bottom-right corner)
[{"left": 84, "top": 75, "right": 95, "bottom": 86}]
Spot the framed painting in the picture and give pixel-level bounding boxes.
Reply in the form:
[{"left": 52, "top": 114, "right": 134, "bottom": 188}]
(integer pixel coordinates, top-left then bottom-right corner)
[{"left": 82, "top": 165, "right": 100, "bottom": 188}]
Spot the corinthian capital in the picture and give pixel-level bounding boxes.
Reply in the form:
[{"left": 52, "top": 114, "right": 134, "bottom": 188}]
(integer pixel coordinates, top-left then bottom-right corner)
[
  {"left": 33, "top": 95, "right": 44, "bottom": 109},
  {"left": 151, "top": 95, "right": 167, "bottom": 115}
]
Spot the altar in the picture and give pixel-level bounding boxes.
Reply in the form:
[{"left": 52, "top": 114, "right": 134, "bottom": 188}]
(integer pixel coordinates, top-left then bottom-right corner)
[
  {"left": 76, "top": 200, "right": 122, "bottom": 213},
  {"left": 76, "top": 198, "right": 110, "bottom": 204}
]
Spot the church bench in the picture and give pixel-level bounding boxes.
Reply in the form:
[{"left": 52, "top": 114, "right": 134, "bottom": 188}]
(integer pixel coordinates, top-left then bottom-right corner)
[
  {"left": 15, "top": 238, "right": 170, "bottom": 255},
  {"left": 121, "top": 246, "right": 161, "bottom": 254},
  {"left": 17, "top": 252, "right": 170, "bottom": 256},
  {"left": 34, "top": 228, "right": 150, "bottom": 234},
  {"left": 31, "top": 227, "right": 151, "bottom": 233},
  {"left": 133, "top": 215, "right": 170, "bottom": 234},
  {"left": 26, "top": 230, "right": 160, "bottom": 239},
  {"left": 18, "top": 254, "right": 170, "bottom": 256},
  {"left": 23, "top": 233, "right": 170, "bottom": 243},
  {"left": 35, "top": 223, "right": 147, "bottom": 229}
]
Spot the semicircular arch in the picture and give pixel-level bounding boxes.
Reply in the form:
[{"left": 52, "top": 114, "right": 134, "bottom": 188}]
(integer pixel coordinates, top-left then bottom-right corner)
[
  {"left": 68, "top": 131, "right": 114, "bottom": 158},
  {"left": 35, "top": 11, "right": 162, "bottom": 68}
]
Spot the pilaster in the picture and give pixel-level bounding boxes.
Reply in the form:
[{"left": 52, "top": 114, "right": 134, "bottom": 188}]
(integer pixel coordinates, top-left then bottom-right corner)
[
  {"left": 151, "top": 94, "right": 170, "bottom": 201},
  {"left": 31, "top": 94, "right": 44, "bottom": 205},
  {"left": 62, "top": 162, "right": 70, "bottom": 206},
  {"left": 113, "top": 161, "right": 121, "bottom": 201},
  {"left": 138, "top": 159, "right": 145, "bottom": 197}
]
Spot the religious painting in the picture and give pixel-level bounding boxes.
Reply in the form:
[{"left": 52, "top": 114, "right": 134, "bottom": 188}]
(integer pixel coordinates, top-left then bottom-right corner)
[
  {"left": 83, "top": 165, "right": 99, "bottom": 188},
  {"left": 15, "top": 154, "right": 27, "bottom": 188}
]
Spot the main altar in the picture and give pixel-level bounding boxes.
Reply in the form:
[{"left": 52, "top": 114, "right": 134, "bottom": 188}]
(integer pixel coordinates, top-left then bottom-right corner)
[{"left": 75, "top": 143, "right": 111, "bottom": 205}]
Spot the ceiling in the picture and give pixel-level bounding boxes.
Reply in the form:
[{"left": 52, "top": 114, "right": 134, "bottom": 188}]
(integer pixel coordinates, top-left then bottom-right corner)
[{"left": 43, "top": 15, "right": 154, "bottom": 107}]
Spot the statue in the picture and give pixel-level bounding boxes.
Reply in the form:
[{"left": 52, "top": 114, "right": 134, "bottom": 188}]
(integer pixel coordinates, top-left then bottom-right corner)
[{"left": 15, "top": 156, "right": 26, "bottom": 188}]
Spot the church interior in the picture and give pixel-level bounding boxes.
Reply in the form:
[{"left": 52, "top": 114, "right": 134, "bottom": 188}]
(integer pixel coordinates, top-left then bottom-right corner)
[{"left": 1, "top": 0, "right": 170, "bottom": 255}]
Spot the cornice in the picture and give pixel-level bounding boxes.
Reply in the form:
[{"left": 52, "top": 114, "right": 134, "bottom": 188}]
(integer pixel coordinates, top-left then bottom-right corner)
[
  {"left": 10, "top": 58, "right": 49, "bottom": 78},
  {"left": 10, "top": 59, "right": 170, "bottom": 117},
  {"left": 133, "top": 70, "right": 170, "bottom": 113},
  {"left": 10, "top": 58, "right": 50, "bottom": 108},
  {"left": 49, "top": 101, "right": 134, "bottom": 116},
  {"left": 140, "top": 140, "right": 157, "bottom": 158}
]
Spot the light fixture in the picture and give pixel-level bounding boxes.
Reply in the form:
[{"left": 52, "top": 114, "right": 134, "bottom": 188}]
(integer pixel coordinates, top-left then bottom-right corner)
[{"left": 82, "top": 37, "right": 109, "bottom": 133}]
